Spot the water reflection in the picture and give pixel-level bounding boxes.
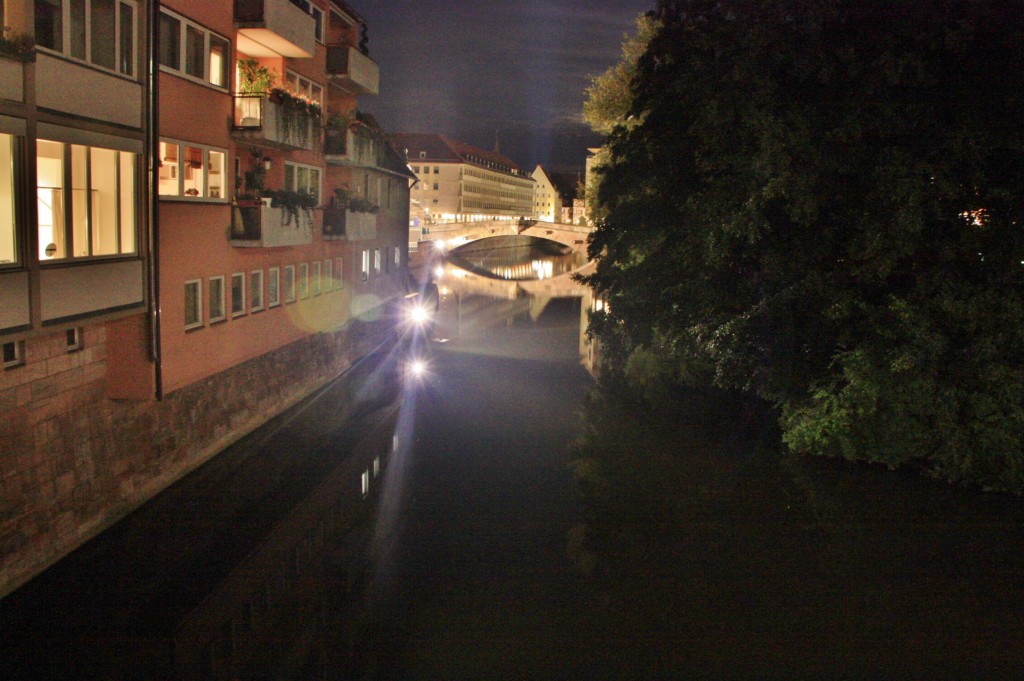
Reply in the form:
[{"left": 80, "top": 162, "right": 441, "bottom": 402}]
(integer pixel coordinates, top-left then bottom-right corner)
[
  {"left": 428, "top": 239, "right": 599, "bottom": 369},
  {"left": 448, "top": 236, "right": 586, "bottom": 282}
]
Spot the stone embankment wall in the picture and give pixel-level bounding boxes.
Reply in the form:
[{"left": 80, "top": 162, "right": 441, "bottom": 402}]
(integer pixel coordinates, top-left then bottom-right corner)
[{"left": 0, "top": 317, "right": 390, "bottom": 599}]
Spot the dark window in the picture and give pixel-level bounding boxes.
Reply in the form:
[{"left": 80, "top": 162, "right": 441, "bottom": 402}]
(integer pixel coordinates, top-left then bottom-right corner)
[
  {"left": 92, "top": 0, "right": 116, "bottom": 70},
  {"left": 35, "top": 0, "right": 63, "bottom": 51},
  {"left": 119, "top": 2, "right": 134, "bottom": 74},
  {"left": 185, "top": 25, "right": 204, "bottom": 78},
  {"left": 158, "top": 12, "right": 179, "bottom": 68}
]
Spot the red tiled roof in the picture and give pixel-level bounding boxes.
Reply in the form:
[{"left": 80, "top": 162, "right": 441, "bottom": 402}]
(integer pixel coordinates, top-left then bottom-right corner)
[{"left": 386, "top": 133, "right": 529, "bottom": 178}]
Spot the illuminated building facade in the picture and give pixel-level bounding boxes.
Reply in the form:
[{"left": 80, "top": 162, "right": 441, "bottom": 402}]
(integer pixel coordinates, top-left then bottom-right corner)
[
  {"left": 0, "top": 0, "right": 412, "bottom": 598},
  {"left": 531, "top": 165, "right": 559, "bottom": 223},
  {"left": 387, "top": 133, "right": 535, "bottom": 223}
]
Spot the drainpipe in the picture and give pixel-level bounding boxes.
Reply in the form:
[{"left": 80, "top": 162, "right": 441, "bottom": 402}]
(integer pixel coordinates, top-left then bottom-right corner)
[{"left": 147, "top": 0, "right": 162, "bottom": 400}]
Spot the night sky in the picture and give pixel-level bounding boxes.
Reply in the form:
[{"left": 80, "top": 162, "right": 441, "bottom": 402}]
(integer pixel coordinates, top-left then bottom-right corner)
[{"left": 356, "top": 0, "right": 653, "bottom": 173}]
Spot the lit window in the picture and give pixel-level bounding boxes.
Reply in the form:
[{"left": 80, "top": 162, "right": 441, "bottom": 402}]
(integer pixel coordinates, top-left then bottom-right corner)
[
  {"left": 374, "top": 249, "right": 381, "bottom": 276},
  {"left": 231, "top": 272, "right": 245, "bottom": 317},
  {"left": 312, "top": 261, "right": 321, "bottom": 296},
  {"left": 360, "top": 470, "right": 369, "bottom": 497},
  {"left": 38, "top": 0, "right": 137, "bottom": 77},
  {"left": 360, "top": 250, "right": 369, "bottom": 282},
  {"left": 283, "top": 265, "right": 295, "bottom": 303},
  {"left": 158, "top": 140, "right": 226, "bottom": 200},
  {"left": 250, "top": 269, "right": 263, "bottom": 312},
  {"left": 209, "top": 275, "right": 225, "bottom": 322},
  {"left": 0, "top": 134, "right": 17, "bottom": 267},
  {"left": 37, "top": 140, "right": 138, "bottom": 261},
  {"left": 267, "top": 267, "right": 280, "bottom": 307},
  {"left": 157, "top": 8, "right": 230, "bottom": 88},
  {"left": 209, "top": 36, "right": 230, "bottom": 88},
  {"left": 184, "top": 279, "right": 202, "bottom": 329}
]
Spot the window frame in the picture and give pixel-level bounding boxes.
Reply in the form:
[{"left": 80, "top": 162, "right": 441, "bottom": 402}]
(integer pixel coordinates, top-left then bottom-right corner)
[
  {"left": 158, "top": 139, "right": 227, "bottom": 202},
  {"left": 230, "top": 272, "right": 246, "bottom": 318},
  {"left": 284, "top": 70, "right": 323, "bottom": 104},
  {"left": 311, "top": 5, "right": 325, "bottom": 43},
  {"left": 35, "top": 0, "right": 138, "bottom": 78},
  {"left": 208, "top": 275, "right": 226, "bottom": 323},
  {"left": 250, "top": 269, "right": 264, "bottom": 312},
  {"left": 184, "top": 278, "right": 203, "bottom": 330},
  {"left": 267, "top": 266, "right": 280, "bottom": 308},
  {"left": 0, "top": 133, "right": 19, "bottom": 269},
  {"left": 65, "top": 327, "right": 83, "bottom": 352},
  {"left": 36, "top": 139, "right": 139, "bottom": 263},
  {"left": 297, "top": 262, "right": 309, "bottom": 299},
  {"left": 335, "top": 257, "right": 343, "bottom": 288},
  {"left": 2, "top": 340, "right": 25, "bottom": 369},
  {"left": 283, "top": 161, "right": 322, "bottom": 200},
  {"left": 312, "top": 261, "right": 321, "bottom": 296},
  {"left": 323, "top": 259, "right": 332, "bottom": 292},
  {"left": 156, "top": 7, "right": 231, "bottom": 90},
  {"left": 283, "top": 265, "right": 296, "bottom": 303}
]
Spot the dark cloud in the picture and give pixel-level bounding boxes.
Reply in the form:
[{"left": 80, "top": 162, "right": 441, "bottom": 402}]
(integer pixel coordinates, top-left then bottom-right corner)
[{"left": 357, "top": 0, "right": 651, "bottom": 172}]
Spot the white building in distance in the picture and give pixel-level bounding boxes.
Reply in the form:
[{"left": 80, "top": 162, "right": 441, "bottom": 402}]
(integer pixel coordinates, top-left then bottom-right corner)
[
  {"left": 531, "top": 165, "right": 560, "bottom": 223},
  {"left": 388, "top": 133, "right": 535, "bottom": 224}
]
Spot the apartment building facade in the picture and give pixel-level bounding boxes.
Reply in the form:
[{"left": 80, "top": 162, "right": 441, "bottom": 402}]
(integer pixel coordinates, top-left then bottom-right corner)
[
  {"left": 387, "top": 132, "right": 534, "bottom": 224},
  {"left": 0, "top": 0, "right": 413, "bottom": 598}
]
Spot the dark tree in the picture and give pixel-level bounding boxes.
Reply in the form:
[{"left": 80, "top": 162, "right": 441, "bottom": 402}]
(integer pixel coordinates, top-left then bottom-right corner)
[{"left": 583, "top": 0, "right": 1024, "bottom": 491}]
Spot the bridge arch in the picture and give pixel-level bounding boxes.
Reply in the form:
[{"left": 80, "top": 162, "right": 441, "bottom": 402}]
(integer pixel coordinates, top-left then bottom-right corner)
[{"left": 419, "top": 219, "right": 592, "bottom": 254}]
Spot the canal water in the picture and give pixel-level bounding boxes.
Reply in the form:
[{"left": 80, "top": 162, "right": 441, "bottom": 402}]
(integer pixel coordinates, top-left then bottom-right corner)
[{"left": 2, "top": 238, "right": 1023, "bottom": 679}]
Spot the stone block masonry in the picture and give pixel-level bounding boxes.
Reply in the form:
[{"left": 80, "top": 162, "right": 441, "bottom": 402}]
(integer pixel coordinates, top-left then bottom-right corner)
[{"left": 0, "top": 315, "right": 391, "bottom": 599}]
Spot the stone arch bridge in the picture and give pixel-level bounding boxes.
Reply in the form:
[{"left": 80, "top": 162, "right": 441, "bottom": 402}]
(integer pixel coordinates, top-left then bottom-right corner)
[{"left": 419, "top": 219, "right": 593, "bottom": 254}]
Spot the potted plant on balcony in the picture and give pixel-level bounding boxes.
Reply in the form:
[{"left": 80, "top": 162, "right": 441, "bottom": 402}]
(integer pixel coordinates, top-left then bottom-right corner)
[
  {"left": 269, "top": 87, "right": 323, "bottom": 147},
  {"left": 0, "top": 31, "right": 34, "bottom": 62},
  {"left": 265, "top": 188, "right": 318, "bottom": 227},
  {"left": 237, "top": 58, "right": 277, "bottom": 94}
]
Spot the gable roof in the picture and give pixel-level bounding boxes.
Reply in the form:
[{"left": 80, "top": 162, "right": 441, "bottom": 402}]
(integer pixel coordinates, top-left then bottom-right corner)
[{"left": 387, "top": 133, "right": 532, "bottom": 179}]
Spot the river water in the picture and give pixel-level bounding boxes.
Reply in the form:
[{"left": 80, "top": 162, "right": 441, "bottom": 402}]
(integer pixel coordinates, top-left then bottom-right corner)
[{"left": 2, "top": 239, "right": 1023, "bottom": 679}]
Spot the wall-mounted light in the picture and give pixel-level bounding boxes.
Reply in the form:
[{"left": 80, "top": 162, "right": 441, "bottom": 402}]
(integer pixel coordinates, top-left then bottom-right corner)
[{"left": 262, "top": 158, "right": 272, "bottom": 171}]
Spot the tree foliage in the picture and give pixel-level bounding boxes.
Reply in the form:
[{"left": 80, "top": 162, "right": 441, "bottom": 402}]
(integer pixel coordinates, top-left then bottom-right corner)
[
  {"left": 582, "top": 0, "right": 1024, "bottom": 491},
  {"left": 582, "top": 14, "right": 659, "bottom": 135}
]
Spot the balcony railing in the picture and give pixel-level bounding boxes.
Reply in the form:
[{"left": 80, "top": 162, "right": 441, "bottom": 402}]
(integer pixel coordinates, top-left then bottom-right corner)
[
  {"left": 234, "top": 0, "right": 316, "bottom": 58},
  {"left": 326, "top": 44, "right": 379, "bottom": 96},
  {"left": 233, "top": 94, "right": 318, "bottom": 150},
  {"left": 231, "top": 198, "right": 314, "bottom": 247},
  {"left": 345, "top": 210, "right": 377, "bottom": 241}
]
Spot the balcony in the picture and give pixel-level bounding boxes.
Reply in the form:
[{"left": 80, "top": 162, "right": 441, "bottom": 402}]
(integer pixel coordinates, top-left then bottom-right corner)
[
  {"left": 324, "top": 126, "right": 381, "bottom": 168},
  {"left": 233, "top": 94, "right": 319, "bottom": 151},
  {"left": 326, "top": 45, "right": 380, "bottom": 96},
  {"left": 235, "top": 0, "right": 316, "bottom": 58},
  {"left": 230, "top": 198, "right": 314, "bottom": 247},
  {"left": 345, "top": 210, "right": 377, "bottom": 241}
]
